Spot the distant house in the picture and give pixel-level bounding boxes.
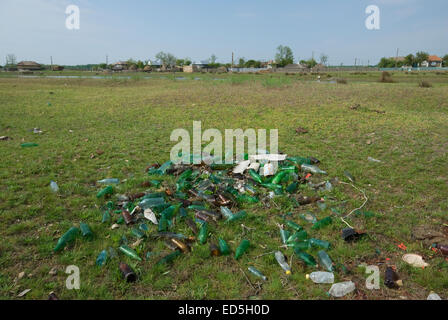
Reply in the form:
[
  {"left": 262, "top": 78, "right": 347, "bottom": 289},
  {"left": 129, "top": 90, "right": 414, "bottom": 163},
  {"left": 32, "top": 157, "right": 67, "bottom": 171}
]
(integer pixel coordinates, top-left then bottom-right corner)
[
  {"left": 17, "top": 61, "right": 42, "bottom": 71},
  {"left": 422, "top": 55, "right": 443, "bottom": 68},
  {"left": 112, "top": 61, "right": 129, "bottom": 71},
  {"left": 51, "top": 65, "right": 64, "bottom": 71},
  {"left": 183, "top": 65, "right": 200, "bottom": 73}
]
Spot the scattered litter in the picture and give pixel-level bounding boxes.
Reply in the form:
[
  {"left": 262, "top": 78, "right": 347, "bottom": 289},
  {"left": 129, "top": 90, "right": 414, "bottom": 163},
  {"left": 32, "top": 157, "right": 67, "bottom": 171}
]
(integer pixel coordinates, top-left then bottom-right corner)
[
  {"left": 306, "top": 271, "right": 334, "bottom": 284},
  {"left": 48, "top": 292, "right": 59, "bottom": 300},
  {"left": 21, "top": 142, "right": 38, "bottom": 148},
  {"left": 402, "top": 254, "right": 429, "bottom": 268},
  {"left": 144, "top": 209, "right": 158, "bottom": 225},
  {"left": 33, "top": 128, "right": 43, "bottom": 134},
  {"left": 0, "top": 136, "right": 12, "bottom": 141},
  {"left": 427, "top": 292, "right": 442, "bottom": 300},
  {"left": 385, "top": 266, "right": 403, "bottom": 289},
  {"left": 328, "top": 281, "right": 355, "bottom": 297},
  {"left": 17, "top": 289, "right": 31, "bottom": 297},
  {"left": 48, "top": 267, "right": 58, "bottom": 276},
  {"left": 50, "top": 181, "right": 59, "bottom": 192},
  {"left": 367, "top": 156, "right": 381, "bottom": 163}
]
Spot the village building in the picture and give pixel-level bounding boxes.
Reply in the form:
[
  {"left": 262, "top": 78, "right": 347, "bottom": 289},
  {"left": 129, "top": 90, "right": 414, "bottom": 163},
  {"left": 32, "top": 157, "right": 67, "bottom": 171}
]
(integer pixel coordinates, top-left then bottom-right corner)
[{"left": 17, "top": 61, "right": 42, "bottom": 71}]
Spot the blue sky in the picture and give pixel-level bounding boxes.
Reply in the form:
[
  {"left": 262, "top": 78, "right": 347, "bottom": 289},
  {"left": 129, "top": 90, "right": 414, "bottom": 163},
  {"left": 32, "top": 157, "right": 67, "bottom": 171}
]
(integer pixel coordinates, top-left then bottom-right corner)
[{"left": 0, "top": 0, "right": 447, "bottom": 65}]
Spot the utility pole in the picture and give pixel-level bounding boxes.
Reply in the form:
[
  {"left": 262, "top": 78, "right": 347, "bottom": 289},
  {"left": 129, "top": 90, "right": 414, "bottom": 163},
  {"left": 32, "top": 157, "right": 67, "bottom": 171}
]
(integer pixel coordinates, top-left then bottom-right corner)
[
  {"left": 231, "top": 52, "right": 234, "bottom": 69},
  {"left": 395, "top": 48, "right": 399, "bottom": 68},
  {"left": 50, "top": 56, "right": 53, "bottom": 67},
  {"left": 106, "top": 55, "right": 108, "bottom": 65}
]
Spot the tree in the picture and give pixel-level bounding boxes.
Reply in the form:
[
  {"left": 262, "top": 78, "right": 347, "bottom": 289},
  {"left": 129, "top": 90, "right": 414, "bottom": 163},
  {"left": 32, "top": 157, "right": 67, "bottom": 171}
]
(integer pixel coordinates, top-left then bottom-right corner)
[
  {"left": 99, "top": 63, "right": 107, "bottom": 69},
  {"left": 5, "top": 54, "right": 17, "bottom": 67},
  {"left": 377, "top": 57, "right": 396, "bottom": 68},
  {"left": 319, "top": 54, "right": 328, "bottom": 66},
  {"left": 155, "top": 52, "right": 177, "bottom": 67},
  {"left": 244, "top": 59, "right": 261, "bottom": 68},
  {"left": 275, "top": 45, "right": 294, "bottom": 67},
  {"left": 209, "top": 54, "right": 217, "bottom": 64},
  {"left": 238, "top": 58, "right": 246, "bottom": 67},
  {"left": 415, "top": 51, "right": 429, "bottom": 66},
  {"left": 442, "top": 55, "right": 448, "bottom": 67},
  {"left": 404, "top": 54, "right": 415, "bottom": 67}
]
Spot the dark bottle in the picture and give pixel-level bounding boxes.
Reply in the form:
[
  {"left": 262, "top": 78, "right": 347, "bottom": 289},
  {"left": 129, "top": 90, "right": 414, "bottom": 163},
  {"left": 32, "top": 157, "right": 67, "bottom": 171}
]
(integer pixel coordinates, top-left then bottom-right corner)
[
  {"left": 119, "top": 262, "right": 137, "bottom": 282},
  {"left": 122, "top": 210, "right": 133, "bottom": 225},
  {"left": 384, "top": 266, "right": 402, "bottom": 289}
]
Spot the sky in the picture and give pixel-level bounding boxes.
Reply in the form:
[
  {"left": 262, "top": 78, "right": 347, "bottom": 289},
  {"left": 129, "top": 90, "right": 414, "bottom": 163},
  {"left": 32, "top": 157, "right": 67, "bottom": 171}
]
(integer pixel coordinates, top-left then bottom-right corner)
[{"left": 0, "top": 0, "right": 447, "bottom": 66}]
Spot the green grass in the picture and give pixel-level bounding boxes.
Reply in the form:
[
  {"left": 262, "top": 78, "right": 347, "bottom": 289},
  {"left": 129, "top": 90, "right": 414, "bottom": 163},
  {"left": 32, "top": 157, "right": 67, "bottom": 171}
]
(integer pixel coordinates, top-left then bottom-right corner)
[{"left": 0, "top": 72, "right": 448, "bottom": 300}]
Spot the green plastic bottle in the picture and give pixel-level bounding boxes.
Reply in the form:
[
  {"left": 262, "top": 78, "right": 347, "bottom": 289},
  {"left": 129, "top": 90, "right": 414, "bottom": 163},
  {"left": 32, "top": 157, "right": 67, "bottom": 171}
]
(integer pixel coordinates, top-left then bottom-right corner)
[
  {"left": 157, "top": 250, "right": 181, "bottom": 265},
  {"left": 80, "top": 222, "right": 93, "bottom": 240},
  {"left": 235, "top": 239, "right": 250, "bottom": 260},
  {"left": 248, "top": 266, "right": 267, "bottom": 281},
  {"left": 119, "top": 245, "right": 142, "bottom": 261},
  {"left": 198, "top": 222, "right": 208, "bottom": 244},
  {"left": 54, "top": 227, "right": 80, "bottom": 252},
  {"left": 311, "top": 216, "right": 332, "bottom": 230},
  {"left": 218, "top": 238, "right": 230, "bottom": 255},
  {"left": 249, "top": 169, "right": 263, "bottom": 184},
  {"left": 294, "top": 248, "right": 317, "bottom": 267},
  {"left": 97, "top": 186, "right": 114, "bottom": 198},
  {"left": 272, "top": 171, "right": 288, "bottom": 184},
  {"left": 317, "top": 250, "right": 333, "bottom": 272}
]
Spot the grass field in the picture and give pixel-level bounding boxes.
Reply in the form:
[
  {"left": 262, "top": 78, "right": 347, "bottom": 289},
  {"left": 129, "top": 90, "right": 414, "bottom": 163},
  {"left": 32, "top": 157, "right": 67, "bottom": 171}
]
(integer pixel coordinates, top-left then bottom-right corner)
[{"left": 0, "top": 72, "right": 447, "bottom": 300}]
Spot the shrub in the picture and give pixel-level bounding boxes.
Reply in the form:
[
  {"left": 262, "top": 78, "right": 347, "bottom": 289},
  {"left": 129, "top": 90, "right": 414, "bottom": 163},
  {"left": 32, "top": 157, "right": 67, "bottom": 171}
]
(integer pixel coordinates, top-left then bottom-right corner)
[{"left": 336, "top": 78, "right": 347, "bottom": 84}]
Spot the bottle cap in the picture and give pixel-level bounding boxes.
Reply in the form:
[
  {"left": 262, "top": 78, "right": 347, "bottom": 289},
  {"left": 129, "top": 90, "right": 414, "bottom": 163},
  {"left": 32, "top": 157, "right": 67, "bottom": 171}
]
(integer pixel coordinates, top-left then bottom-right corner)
[
  {"left": 286, "top": 270, "right": 291, "bottom": 275},
  {"left": 305, "top": 274, "right": 310, "bottom": 279}
]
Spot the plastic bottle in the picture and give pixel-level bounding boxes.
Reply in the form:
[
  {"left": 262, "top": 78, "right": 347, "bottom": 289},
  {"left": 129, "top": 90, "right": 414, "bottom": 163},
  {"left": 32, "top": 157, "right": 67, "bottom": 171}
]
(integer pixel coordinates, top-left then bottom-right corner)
[
  {"left": 235, "top": 239, "right": 250, "bottom": 260},
  {"left": 307, "top": 271, "right": 334, "bottom": 284},
  {"left": 218, "top": 238, "right": 230, "bottom": 255},
  {"left": 96, "top": 250, "right": 108, "bottom": 267},
  {"left": 97, "top": 186, "right": 114, "bottom": 198},
  {"left": 97, "top": 178, "right": 120, "bottom": 184},
  {"left": 427, "top": 292, "right": 442, "bottom": 300},
  {"left": 317, "top": 250, "right": 333, "bottom": 272},
  {"left": 50, "top": 181, "right": 59, "bottom": 192},
  {"left": 198, "top": 222, "right": 208, "bottom": 244},
  {"left": 54, "top": 227, "right": 80, "bottom": 252},
  {"left": 272, "top": 171, "right": 288, "bottom": 184},
  {"left": 248, "top": 267, "right": 267, "bottom": 281},
  {"left": 119, "top": 245, "right": 142, "bottom": 261},
  {"left": 274, "top": 251, "right": 291, "bottom": 275},
  {"left": 328, "top": 281, "right": 356, "bottom": 297}
]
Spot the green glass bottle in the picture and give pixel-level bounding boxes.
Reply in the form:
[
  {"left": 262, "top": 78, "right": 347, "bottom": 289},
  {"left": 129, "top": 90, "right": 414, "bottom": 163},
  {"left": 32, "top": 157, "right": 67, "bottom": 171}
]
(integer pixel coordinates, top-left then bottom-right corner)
[
  {"left": 220, "top": 206, "right": 233, "bottom": 219},
  {"left": 119, "top": 245, "right": 142, "bottom": 261},
  {"left": 96, "top": 250, "right": 108, "bottom": 267},
  {"left": 102, "top": 211, "right": 111, "bottom": 223},
  {"left": 131, "top": 228, "right": 146, "bottom": 239},
  {"left": 317, "top": 250, "right": 333, "bottom": 272},
  {"left": 272, "top": 171, "right": 288, "bottom": 184},
  {"left": 280, "top": 228, "right": 290, "bottom": 244},
  {"left": 286, "top": 182, "right": 299, "bottom": 194},
  {"left": 287, "top": 230, "right": 308, "bottom": 244},
  {"left": 80, "top": 222, "right": 93, "bottom": 240},
  {"left": 310, "top": 238, "right": 331, "bottom": 250},
  {"left": 294, "top": 248, "right": 317, "bottom": 267},
  {"left": 249, "top": 169, "right": 263, "bottom": 184},
  {"left": 218, "top": 238, "right": 230, "bottom": 255},
  {"left": 97, "top": 186, "right": 114, "bottom": 198},
  {"left": 293, "top": 240, "right": 311, "bottom": 251},
  {"left": 301, "top": 164, "right": 327, "bottom": 175},
  {"left": 161, "top": 204, "right": 181, "bottom": 220},
  {"left": 286, "top": 156, "right": 312, "bottom": 165},
  {"left": 226, "top": 211, "right": 247, "bottom": 223},
  {"left": 285, "top": 220, "right": 303, "bottom": 232},
  {"left": 311, "top": 216, "right": 332, "bottom": 230},
  {"left": 54, "top": 227, "right": 80, "bottom": 252},
  {"left": 158, "top": 216, "right": 169, "bottom": 232},
  {"left": 198, "top": 222, "right": 208, "bottom": 244},
  {"left": 21, "top": 142, "right": 39, "bottom": 148},
  {"left": 157, "top": 250, "right": 181, "bottom": 265},
  {"left": 235, "top": 239, "right": 250, "bottom": 260}
]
